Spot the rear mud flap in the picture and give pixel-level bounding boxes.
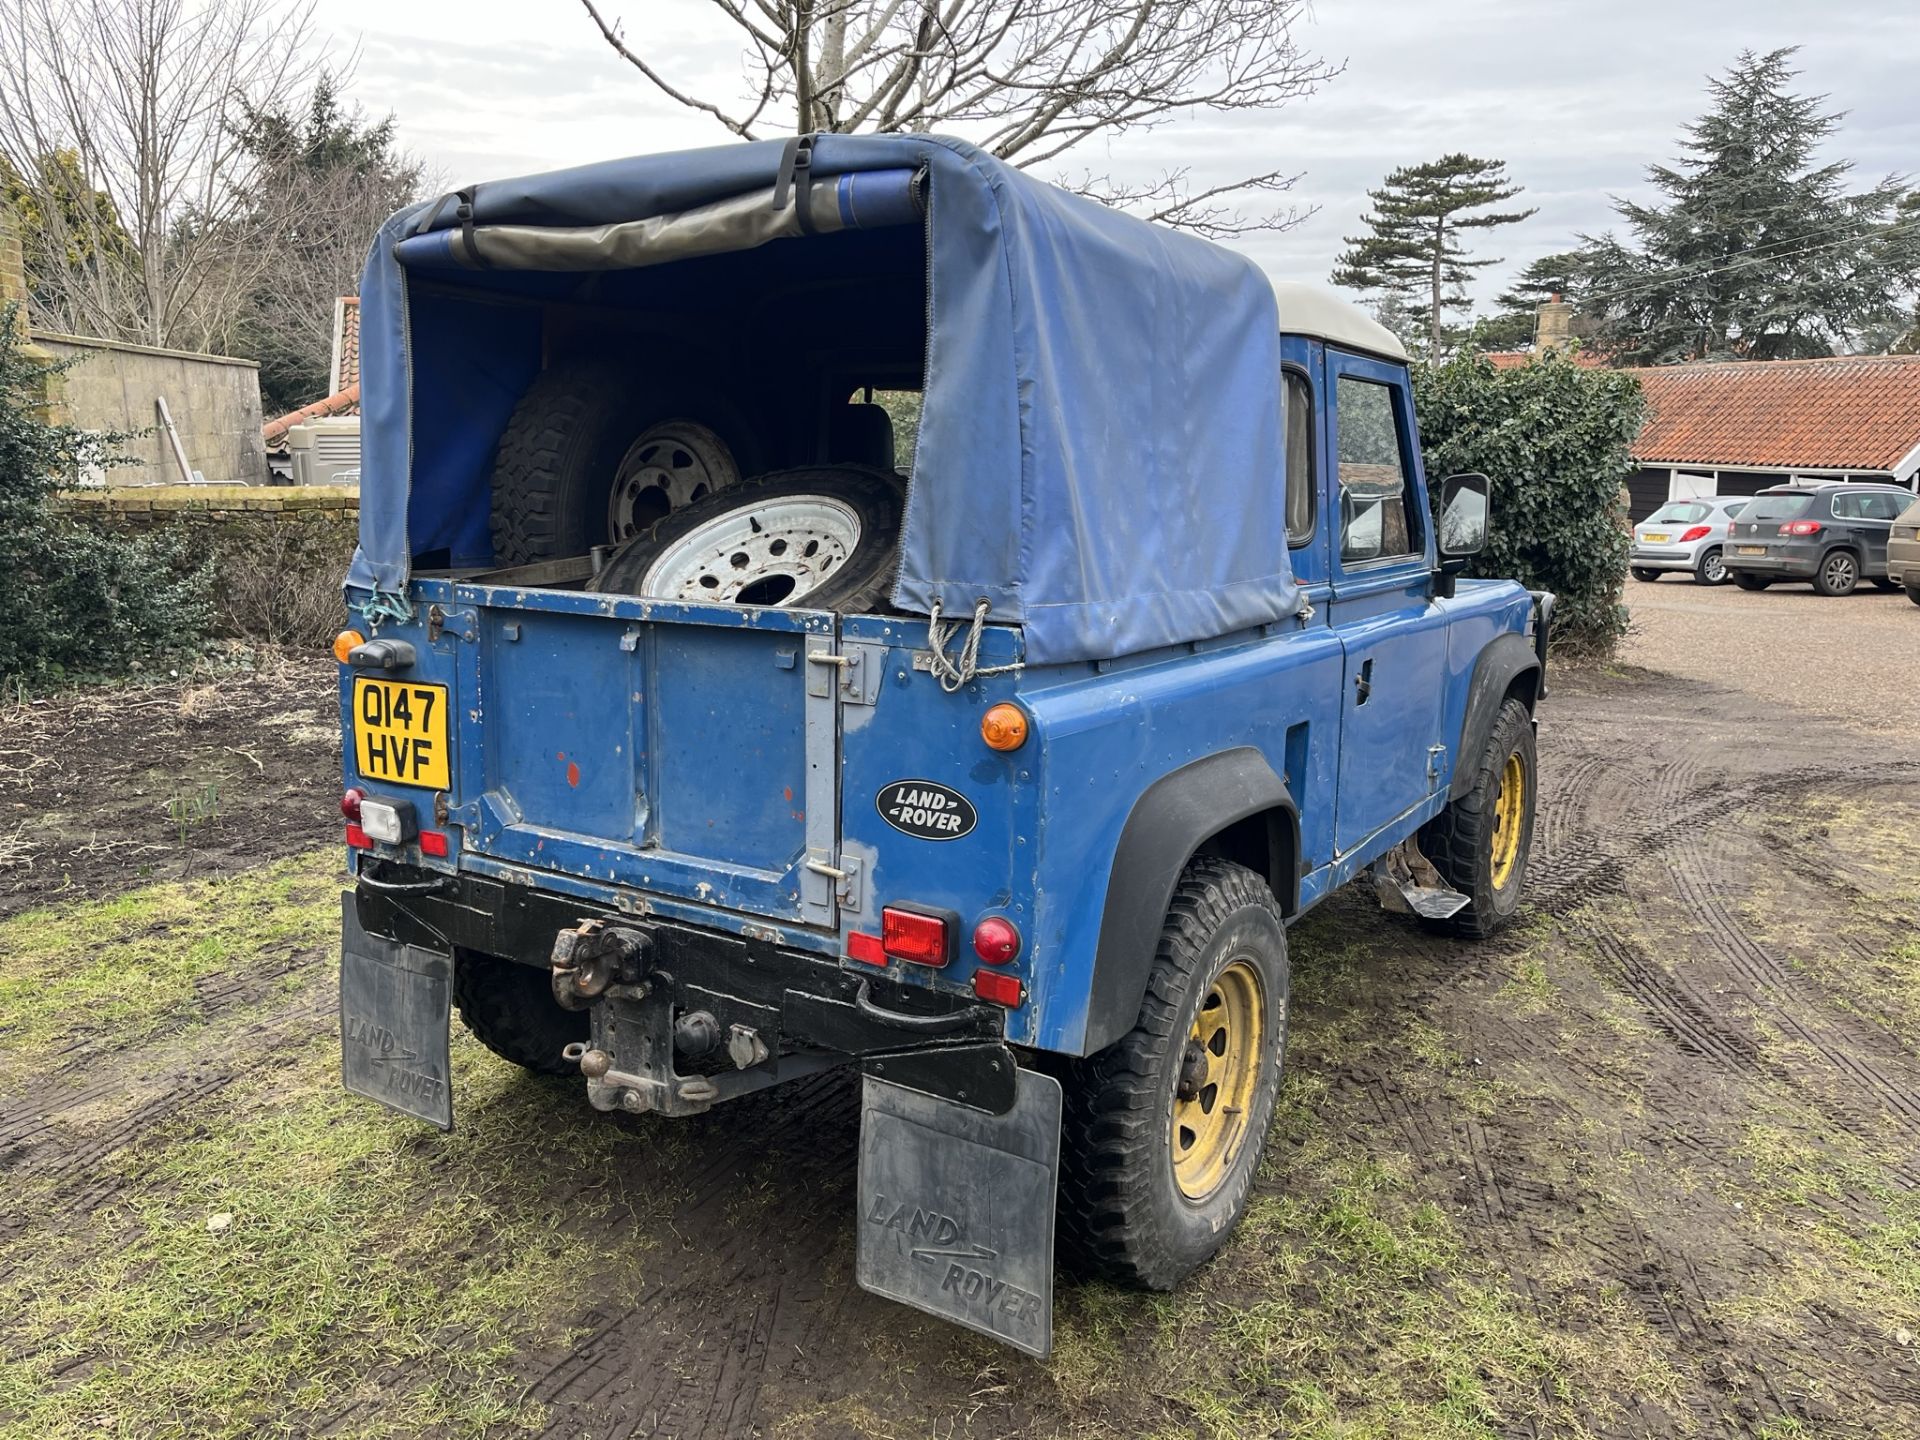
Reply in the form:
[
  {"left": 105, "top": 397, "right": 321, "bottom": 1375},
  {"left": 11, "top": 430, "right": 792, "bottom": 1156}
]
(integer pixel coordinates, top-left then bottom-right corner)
[
  {"left": 856, "top": 1068, "right": 1061, "bottom": 1358},
  {"left": 339, "top": 894, "right": 454, "bottom": 1130}
]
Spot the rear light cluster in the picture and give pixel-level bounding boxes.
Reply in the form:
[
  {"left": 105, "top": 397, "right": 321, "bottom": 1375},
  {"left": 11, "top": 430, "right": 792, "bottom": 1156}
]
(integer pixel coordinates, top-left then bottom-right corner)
[
  {"left": 340, "top": 788, "right": 449, "bottom": 857},
  {"left": 1678, "top": 525, "right": 1711, "bottom": 543},
  {"left": 1781, "top": 520, "right": 1823, "bottom": 536},
  {"left": 847, "top": 907, "right": 1026, "bottom": 1006}
]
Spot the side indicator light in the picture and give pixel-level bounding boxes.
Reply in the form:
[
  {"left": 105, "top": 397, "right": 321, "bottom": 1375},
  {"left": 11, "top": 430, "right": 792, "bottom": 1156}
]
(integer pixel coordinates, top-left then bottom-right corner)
[
  {"left": 980, "top": 702, "right": 1029, "bottom": 752},
  {"left": 345, "top": 823, "right": 372, "bottom": 850},
  {"left": 847, "top": 932, "right": 887, "bottom": 966},
  {"left": 333, "top": 629, "right": 366, "bottom": 663},
  {"left": 973, "top": 915, "right": 1021, "bottom": 964},
  {"left": 972, "top": 969, "right": 1023, "bottom": 1007},
  {"left": 882, "top": 906, "right": 952, "bottom": 967},
  {"left": 419, "top": 830, "right": 449, "bottom": 858}
]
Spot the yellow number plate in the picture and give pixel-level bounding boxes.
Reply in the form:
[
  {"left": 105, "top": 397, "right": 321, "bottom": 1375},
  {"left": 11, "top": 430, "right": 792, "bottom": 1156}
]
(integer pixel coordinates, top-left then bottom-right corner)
[
  {"left": 1643, "top": 532, "right": 1669, "bottom": 543},
  {"left": 1736, "top": 545, "right": 1766, "bottom": 556},
  {"left": 352, "top": 678, "right": 450, "bottom": 790}
]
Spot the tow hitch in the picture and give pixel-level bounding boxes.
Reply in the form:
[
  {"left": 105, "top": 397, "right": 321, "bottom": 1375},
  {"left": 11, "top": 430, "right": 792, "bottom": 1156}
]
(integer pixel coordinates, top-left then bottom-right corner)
[{"left": 549, "top": 917, "right": 786, "bottom": 1116}]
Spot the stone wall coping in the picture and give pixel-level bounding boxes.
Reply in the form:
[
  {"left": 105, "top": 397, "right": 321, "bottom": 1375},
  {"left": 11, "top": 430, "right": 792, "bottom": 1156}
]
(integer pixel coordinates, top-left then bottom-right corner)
[{"left": 31, "top": 330, "right": 262, "bottom": 370}]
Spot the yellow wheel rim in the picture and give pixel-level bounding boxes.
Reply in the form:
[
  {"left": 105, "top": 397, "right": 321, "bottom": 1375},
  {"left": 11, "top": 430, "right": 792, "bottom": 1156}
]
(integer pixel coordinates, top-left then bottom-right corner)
[
  {"left": 1172, "top": 958, "right": 1265, "bottom": 1202},
  {"left": 1490, "top": 751, "right": 1527, "bottom": 890}
]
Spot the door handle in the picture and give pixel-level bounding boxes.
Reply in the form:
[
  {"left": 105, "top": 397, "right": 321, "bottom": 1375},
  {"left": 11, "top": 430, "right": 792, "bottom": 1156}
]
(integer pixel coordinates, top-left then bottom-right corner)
[{"left": 1354, "top": 657, "right": 1373, "bottom": 705}]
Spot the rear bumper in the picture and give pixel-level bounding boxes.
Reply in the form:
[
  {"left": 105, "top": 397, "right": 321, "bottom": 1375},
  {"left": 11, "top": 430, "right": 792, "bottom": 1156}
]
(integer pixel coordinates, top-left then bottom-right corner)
[
  {"left": 353, "top": 867, "right": 1006, "bottom": 1072},
  {"left": 1629, "top": 545, "right": 1705, "bottom": 570},
  {"left": 1888, "top": 541, "right": 1919, "bottom": 585},
  {"left": 1723, "top": 545, "right": 1821, "bottom": 578}
]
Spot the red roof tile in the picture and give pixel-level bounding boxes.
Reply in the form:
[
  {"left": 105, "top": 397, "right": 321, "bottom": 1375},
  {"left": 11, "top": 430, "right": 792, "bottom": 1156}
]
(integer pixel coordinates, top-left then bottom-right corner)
[
  {"left": 262, "top": 382, "right": 360, "bottom": 449},
  {"left": 1484, "top": 347, "right": 1607, "bottom": 370},
  {"left": 1628, "top": 354, "right": 1920, "bottom": 472}
]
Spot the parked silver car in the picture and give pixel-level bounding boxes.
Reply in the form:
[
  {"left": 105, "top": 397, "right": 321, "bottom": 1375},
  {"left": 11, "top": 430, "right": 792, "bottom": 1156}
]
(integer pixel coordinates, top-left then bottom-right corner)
[{"left": 1630, "top": 496, "right": 1749, "bottom": 585}]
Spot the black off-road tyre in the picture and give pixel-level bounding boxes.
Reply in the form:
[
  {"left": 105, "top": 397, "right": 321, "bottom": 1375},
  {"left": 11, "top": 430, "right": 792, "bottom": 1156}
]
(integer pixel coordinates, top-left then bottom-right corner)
[
  {"left": 1056, "top": 858, "right": 1290, "bottom": 1290},
  {"left": 1907, "top": 583, "right": 1920, "bottom": 608},
  {"left": 488, "top": 361, "right": 759, "bottom": 567},
  {"left": 1732, "top": 572, "right": 1771, "bottom": 591},
  {"left": 452, "top": 950, "right": 586, "bottom": 1076},
  {"left": 1812, "top": 548, "right": 1860, "bottom": 597},
  {"left": 1419, "top": 695, "right": 1536, "bottom": 939},
  {"left": 593, "top": 465, "right": 905, "bottom": 614},
  {"left": 1630, "top": 566, "right": 1662, "bottom": 583}
]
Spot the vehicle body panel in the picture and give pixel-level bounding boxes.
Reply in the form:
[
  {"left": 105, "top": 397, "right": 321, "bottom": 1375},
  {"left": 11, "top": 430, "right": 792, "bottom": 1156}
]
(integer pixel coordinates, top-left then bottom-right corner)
[{"left": 1889, "top": 497, "right": 1920, "bottom": 588}]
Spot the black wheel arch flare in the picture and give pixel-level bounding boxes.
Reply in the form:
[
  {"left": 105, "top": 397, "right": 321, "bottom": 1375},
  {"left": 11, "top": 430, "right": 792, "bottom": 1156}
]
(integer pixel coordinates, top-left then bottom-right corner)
[{"left": 1083, "top": 748, "right": 1299, "bottom": 1056}]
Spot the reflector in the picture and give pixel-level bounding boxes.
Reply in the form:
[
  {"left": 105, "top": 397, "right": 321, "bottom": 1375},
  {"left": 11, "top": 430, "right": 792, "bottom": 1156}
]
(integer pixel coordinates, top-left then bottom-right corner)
[{"left": 972, "top": 969, "right": 1023, "bottom": 1006}]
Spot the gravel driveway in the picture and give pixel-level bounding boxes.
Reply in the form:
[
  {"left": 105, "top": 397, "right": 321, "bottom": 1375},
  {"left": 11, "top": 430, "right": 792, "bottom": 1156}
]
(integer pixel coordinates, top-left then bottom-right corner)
[{"left": 1622, "top": 577, "right": 1917, "bottom": 738}]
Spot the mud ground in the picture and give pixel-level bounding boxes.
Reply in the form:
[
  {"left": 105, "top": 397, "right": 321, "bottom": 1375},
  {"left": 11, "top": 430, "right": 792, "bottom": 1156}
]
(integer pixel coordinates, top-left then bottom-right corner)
[{"left": 2, "top": 637, "right": 1918, "bottom": 1438}]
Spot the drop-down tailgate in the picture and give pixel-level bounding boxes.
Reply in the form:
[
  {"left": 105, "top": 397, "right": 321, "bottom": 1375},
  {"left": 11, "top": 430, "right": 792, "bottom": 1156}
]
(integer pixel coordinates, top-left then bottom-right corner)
[{"left": 441, "top": 582, "right": 864, "bottom": 928}]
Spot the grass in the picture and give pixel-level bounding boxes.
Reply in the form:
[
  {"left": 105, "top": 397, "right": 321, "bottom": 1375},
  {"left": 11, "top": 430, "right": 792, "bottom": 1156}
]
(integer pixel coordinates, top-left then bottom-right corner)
[
  {"left": 0, "top": 1020, "right": 660, "bottom": 1439},
  {"left": 0, "top": 851, "right": 340, "bottom": 1093}
]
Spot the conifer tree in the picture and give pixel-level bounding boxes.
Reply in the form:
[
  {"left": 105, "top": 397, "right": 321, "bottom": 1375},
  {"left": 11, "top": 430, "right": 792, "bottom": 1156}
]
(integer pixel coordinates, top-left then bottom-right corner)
[
  {"left": 1578, "top": 48, "right": 1920, "bottom": 362},
  {"left": 1331, "top": 154, "right": 1535, "bottom": 361}
]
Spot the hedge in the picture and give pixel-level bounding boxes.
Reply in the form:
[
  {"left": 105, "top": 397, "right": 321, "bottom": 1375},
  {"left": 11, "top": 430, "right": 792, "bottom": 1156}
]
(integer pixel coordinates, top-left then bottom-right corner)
[{"left": 1415, "top": 351, "right": 1644, "bottom": 656}]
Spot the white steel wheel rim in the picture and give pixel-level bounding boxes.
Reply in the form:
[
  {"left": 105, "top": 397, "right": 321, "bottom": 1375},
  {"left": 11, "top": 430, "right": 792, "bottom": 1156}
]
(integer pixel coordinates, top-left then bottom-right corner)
[
  {"left": 607, "top": 422, "right": 736, "bottom": 543},
  {"left": 641, "top": 496, "right": 862, "bottom": 606}
]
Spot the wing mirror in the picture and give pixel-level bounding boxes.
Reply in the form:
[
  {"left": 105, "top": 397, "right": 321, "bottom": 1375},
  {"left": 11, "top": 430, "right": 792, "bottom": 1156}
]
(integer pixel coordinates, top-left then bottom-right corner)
[{"left": 1433, "top": 472, "right": 1490, "bottom": 598}]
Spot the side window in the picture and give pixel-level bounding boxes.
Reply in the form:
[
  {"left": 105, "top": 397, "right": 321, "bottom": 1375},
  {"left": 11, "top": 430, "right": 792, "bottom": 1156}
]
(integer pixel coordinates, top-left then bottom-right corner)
[
  {"left": 1283, "top": 370, "right": 1315, "bottom": 545},
  {"left": 1832, "top": 492, "right": 1871, "bottom": 520},
  {"left": 1862, "top": 493, "right": 1902, "bottom": 520},
  {"left": 1336, "top": 376, "right": 1419, "bottom": 564}
]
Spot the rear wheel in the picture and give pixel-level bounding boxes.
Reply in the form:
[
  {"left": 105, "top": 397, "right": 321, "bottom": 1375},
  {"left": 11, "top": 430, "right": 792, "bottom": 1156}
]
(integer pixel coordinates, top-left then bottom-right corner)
[
  {"left": 1057, "top": 859, "right": 1289, "bottom": 1290},
  {"left": 452, "top": 950, "right": 586, "bottom": 1075},
  {"left": 1813, "top": 549, "right": 1859, "bottom": 597},
  {"left": 1871, "top": 577, "right": 1899, "bottom": 593},
  {"left": 1419, "top": 696, "right": 1536, "bottom": 939},
  {"left": 1694, "top": 548, "right": 1728, "bottom": 585},
  {"left": 1908, "top": 584, "right": 1920, "bottom": 607},
  {"left": 1630, "top": 566, "right": 1662, "bottom": 583},
  {"left": 1732, "top": 572, "right": 1772, "bottom": 591},
  {"left": 594, "top": 465, "right": 905, "bottom": 613}
]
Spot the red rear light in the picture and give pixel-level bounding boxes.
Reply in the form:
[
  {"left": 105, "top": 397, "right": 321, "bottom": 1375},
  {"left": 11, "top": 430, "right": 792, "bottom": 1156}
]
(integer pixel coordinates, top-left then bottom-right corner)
[
  {"left": 972, "top": 969, "right": 1023, "bottom": 1007},
  {"left": 1679, "top": 525, "right": 1711, "bottom": 543},
  {"left": 345, "top": 822, "right": 372, "bottom": 849},
  {"left": 418, "top": 830, "right": 449, "bottom": 858},
  {"left": 972, "top": 915, "right": 1021, "bottom": 964},
  {"left": 1782, "top": 520, "right": 1823, "bottom": 536},
  {"left": 847, "top": 932, "right": 886, "bottom": 966},
  {"left": 340, "top": 787, "right": 364, "bottom": 821},
  {"left": 881, "top": 906, "right": 952, "bottom": 967}
]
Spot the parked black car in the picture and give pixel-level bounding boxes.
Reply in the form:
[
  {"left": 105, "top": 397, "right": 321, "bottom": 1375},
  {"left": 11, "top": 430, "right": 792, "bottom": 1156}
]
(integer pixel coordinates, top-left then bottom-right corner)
[{"left": 1723, "top": 482, "right": 1917, "bottom": 596}]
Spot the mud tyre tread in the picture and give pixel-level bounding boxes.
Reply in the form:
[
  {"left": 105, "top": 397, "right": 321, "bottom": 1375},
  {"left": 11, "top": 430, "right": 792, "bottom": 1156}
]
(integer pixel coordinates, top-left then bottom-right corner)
[
  {"left": 452, "top": 950, "right": 586, "bottom": 1076},
  {"left": 1056, "top": 858, "right": 1289, "bottom": 1291},
  {"left": 1419, "top": 695, "right": 1536, "bottom": 939}
]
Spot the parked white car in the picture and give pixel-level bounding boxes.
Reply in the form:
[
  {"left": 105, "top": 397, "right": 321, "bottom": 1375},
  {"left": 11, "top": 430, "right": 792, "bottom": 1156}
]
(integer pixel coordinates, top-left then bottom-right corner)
[{"left": 1630, "top": 496, "right": 1750, "bottom": 586}]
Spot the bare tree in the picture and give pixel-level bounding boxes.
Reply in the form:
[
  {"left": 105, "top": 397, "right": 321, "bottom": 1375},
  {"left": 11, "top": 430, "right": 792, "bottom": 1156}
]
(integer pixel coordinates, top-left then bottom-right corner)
[
  {"left": 579, "top": 0, "right": 1339, "bottom": 236},
  {"left": 0, "top": 0, "right": 314, "bottom": 353}
]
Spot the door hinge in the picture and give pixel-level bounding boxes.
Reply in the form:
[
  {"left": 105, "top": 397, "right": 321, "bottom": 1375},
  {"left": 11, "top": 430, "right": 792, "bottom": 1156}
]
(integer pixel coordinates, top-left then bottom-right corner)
[{"left": 1427, "top": 744, "right": 1447, "bottom": 787}]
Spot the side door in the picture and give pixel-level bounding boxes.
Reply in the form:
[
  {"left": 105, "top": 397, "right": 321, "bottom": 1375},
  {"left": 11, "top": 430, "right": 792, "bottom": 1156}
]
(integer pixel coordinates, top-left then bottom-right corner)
[
  {"left": 1325, "top": 349, "right": 1448, "bottom": 857},
  {"left": 1847, "top": 490, "right": 1902, "bottom": 575}
]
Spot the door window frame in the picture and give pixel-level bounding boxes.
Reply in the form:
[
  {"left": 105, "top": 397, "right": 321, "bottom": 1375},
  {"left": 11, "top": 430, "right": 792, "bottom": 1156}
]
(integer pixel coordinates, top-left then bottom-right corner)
[
  {"left": 1327, "top": 349, "right": 1432, "bottom": 583},
  {"left": 1283, "top": 363, "right": 1318, "bottom": 549}
]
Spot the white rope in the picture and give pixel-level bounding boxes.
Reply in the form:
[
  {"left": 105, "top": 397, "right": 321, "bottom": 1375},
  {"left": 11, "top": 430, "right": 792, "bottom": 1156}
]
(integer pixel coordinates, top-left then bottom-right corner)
[{"left": 926, "top": 598, "right": 1024, "bottom": 694}]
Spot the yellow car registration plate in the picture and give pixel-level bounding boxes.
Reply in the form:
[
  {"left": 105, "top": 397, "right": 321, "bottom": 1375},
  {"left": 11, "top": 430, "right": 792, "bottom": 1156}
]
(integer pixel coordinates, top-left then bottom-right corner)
[
  {"left": 1642, "top": 532, "right": 1669, "bottom": 543},
  {"left": 352, "top": 678, "right": 450, "bottom": 789},
  {"left": 1735, "top": 545, "right": 1766, "bottom": 557}
]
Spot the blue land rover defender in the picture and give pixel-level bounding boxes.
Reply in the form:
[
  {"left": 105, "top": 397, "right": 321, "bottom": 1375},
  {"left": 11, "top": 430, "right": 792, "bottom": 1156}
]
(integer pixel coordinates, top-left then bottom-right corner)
[{"left": 336, "top": 135, "right": 1551, "bottom": 1357}]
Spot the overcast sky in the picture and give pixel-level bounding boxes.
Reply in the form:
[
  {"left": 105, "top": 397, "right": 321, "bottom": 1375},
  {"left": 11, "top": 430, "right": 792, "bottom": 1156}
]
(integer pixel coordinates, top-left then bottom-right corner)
[{"left": 324, "top": 0, "right": 1920, "bottom": 312}]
